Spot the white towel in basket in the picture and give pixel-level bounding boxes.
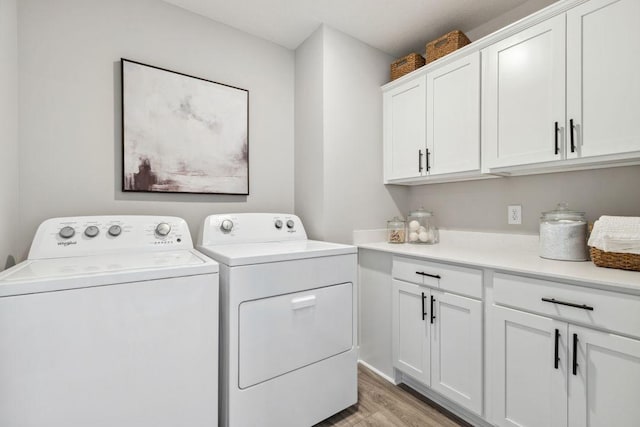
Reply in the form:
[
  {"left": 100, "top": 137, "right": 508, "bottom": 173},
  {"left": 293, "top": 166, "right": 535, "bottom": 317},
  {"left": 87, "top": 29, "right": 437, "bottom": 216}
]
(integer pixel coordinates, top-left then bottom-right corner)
[{"left": 588, "top": 216, "right": 640, "bottom": 254}]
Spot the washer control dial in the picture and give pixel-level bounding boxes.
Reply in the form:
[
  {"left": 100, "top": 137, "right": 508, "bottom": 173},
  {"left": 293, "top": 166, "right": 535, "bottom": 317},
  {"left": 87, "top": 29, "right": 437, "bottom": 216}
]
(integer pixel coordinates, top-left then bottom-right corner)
[
  {"left": 59, "top": 226, "right": 75, "bottom": 239},
  {"left": 84, "top": 226, "right": 99, "bottom": 238},
  {"left": 286, "top": 219, "right": 295, "bottom": 229},
  {"left": 108, "top": 225, "right": 122, "bottom": 237},
  {"left": 220, "top": 219, "right": 234, "bottom": 233},
  {"left": 274, "top": 219, "right": 283, "bottom": 229},
  {"left": 155, "top": 222, "right": 171, "bottom": 237}
]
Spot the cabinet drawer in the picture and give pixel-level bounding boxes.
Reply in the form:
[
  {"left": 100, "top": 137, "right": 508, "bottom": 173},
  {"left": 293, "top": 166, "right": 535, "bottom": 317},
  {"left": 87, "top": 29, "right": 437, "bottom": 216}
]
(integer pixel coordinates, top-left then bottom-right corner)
[
  {"left": 393, "top": 256, "right": 482, "bottom": 299},
  {"left": 494, "top": 273, "right": 640, "bottom": 339}
]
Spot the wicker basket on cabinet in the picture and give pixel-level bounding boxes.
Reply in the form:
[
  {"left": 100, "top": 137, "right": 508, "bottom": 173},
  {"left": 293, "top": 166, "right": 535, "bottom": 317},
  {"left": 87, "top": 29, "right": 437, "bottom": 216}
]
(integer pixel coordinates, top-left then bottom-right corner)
[
  {"left": 589, "top": 247, "right": 640, "bottom": 272},
  {"left": 425, "top": 30, "right": 471, "bottom": 63},
  {"left": 390, "top": 53, "right": 426, "bottom": 81}
]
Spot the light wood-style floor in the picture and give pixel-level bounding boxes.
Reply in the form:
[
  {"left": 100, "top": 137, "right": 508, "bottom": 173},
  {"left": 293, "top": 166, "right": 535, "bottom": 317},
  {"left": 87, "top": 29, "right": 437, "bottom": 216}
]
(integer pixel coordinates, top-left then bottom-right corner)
[{"left": 315, "top": 365, "right": 471, "bottom": 427}]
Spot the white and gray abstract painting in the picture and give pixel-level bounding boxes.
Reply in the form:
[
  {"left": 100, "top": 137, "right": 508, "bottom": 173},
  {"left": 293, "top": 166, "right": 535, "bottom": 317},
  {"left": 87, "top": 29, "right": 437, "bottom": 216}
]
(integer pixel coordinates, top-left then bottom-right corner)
[{"left": 122, "top": 59, "right": 248, "bottom": 194}]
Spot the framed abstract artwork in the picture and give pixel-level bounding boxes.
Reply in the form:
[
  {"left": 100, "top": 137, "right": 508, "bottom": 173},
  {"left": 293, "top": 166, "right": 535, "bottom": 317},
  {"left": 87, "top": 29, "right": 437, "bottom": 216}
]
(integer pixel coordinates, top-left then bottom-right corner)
[{"left": 121, "top": 59, "right": 249, "bottom": 195}]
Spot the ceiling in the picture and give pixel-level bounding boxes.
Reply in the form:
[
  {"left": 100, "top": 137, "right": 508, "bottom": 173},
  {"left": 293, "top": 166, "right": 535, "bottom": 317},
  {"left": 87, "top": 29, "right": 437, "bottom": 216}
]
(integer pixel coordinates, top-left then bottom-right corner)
[{"left": 162, "top": 0, "right": 533, "bottom": 57}]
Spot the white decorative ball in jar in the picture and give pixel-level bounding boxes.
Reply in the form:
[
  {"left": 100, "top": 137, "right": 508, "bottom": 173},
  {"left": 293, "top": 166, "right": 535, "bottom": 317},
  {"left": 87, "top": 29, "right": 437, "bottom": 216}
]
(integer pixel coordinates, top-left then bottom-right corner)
[{"left": 407, "top": 207, "right": 438, "bottom": 244}]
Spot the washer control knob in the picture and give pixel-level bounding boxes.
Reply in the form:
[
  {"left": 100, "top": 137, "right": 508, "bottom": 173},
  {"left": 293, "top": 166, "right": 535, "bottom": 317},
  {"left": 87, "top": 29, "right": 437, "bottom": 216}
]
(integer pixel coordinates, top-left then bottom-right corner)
[
  {"left": 155, "top": 222, "right": 171, "bottom": 237},
  {"left": 108, "top": 225, "right": 122, "bottom": 237},
  {"left": 274, "top": 219, "right": 283, "bottom": 229},
  {"left": 84, "top": 226, "right": 99, "bottom": 238},
  {"left": 286, "top": 219, "right": 295, "bottom": 229},
  {"left": 220, "top": 219, "right": 234, "bottom": 232},
  {"left": 59, "top": 226, "right": 75, "bottom": 239}
]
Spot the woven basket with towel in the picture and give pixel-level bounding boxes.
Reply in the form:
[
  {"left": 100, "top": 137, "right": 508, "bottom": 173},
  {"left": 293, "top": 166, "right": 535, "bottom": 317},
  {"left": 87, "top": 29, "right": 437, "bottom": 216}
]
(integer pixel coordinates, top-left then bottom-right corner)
[{"left": 588, "top": 216, "right": 640, "bottom": 272}]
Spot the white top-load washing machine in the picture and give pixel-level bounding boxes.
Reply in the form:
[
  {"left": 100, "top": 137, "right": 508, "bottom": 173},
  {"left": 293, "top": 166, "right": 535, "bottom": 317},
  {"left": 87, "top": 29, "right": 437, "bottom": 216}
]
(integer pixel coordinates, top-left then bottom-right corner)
[
  {"left": 0, "top": 216, "right": 219, "bottom": 427},
  {"left": 197, "top": 213, "right": 358, "bottom": 427}
]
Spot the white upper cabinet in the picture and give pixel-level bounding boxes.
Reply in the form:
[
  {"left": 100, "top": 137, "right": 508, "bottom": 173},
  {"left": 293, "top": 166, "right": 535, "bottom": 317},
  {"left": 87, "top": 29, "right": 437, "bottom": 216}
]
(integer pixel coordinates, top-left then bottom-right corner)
[
  {"left": 383, "top": 51, "right": 483, "bottom": 184},
  {"left": 383, "top": 76, "right": 426, "bottom": 182},
  {"left": 482, "top": 15, "right": 566, "bottom": 169},
  {"left": 483, "top": 0, "right": 640, "bottom": 173},
  {"left": 426, "top": 52, "right": 481, "bottom": 176},
  {"left": 566, "top": 0, "right": 640, "bottom": 158},
  {"left": 384, "top": 0, "right": 640, "bottom": 182}
]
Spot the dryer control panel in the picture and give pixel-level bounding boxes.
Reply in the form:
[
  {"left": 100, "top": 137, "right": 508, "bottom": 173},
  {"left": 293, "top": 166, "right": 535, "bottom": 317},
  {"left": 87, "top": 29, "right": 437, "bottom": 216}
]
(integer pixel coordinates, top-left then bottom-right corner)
[
  {"left": 28, "top": 216, "right": 194, "bottom": 259},
  {"left": 198, "top": 213, "right": 308, "bottom": 246}
]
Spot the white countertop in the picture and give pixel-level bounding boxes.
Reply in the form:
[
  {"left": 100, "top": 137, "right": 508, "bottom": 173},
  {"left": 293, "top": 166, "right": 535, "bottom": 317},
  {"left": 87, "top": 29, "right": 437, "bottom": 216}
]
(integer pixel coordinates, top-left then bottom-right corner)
[{"left": 356, "top": 229, "right": 640, "bottom": 295}]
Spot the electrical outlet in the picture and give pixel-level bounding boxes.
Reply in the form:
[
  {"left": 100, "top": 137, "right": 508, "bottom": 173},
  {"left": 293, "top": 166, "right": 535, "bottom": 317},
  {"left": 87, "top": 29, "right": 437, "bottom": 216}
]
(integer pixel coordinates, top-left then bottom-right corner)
[{"left": 508, "top": 205, "right": 522, "bottom": 225}]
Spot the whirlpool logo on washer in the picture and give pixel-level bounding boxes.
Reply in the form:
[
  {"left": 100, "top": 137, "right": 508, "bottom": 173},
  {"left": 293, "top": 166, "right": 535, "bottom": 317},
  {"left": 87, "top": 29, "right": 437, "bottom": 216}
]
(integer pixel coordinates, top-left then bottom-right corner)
[{"left": 57, "top": 241, "right": 78, "bottom": 246}]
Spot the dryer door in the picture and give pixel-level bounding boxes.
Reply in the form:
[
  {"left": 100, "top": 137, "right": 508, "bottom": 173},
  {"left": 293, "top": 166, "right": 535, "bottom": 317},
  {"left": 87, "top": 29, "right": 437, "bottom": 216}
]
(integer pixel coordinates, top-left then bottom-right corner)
[{"left": 238, "top": 282, "right": 353, "bottom": 389}]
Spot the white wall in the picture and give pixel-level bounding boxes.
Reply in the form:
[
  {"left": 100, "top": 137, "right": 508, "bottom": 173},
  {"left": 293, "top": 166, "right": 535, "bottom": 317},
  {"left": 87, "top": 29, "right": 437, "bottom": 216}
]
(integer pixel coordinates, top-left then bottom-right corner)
[
  {"left": 17, "top": 0, "right": 295, "bottom": 259},
  {"left": 294, "top": 25, "right": 408, "bottom": 244},
  {"left": 465, "top": 0, "right": 558, "bottom": 41},
  {"left": 294, "top": 27, "right": 325, "bottom": 240},
  {"left": 0, "top": 0, "right": 19, "bottom": 270},
  {"left": 322, "top": 26, "right": 408, "bottom": 244}
]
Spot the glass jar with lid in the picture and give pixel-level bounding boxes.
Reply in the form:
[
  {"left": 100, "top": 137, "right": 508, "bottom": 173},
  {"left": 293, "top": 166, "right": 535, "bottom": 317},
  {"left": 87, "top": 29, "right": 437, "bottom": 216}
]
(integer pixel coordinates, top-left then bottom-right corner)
[
  {"left": 539, "top": 203, "right": 588, "bottom": 261},
  {"left": 387, "top": 216, "right": 406, "bottom": 244},
  {"left": 407, "top": 207, "right": 438, "bottom": 244}
]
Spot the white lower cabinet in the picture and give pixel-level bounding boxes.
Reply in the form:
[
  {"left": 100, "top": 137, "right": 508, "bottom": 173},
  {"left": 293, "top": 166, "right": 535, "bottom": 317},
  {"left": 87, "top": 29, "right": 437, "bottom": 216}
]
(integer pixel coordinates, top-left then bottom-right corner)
[
  {"left": 392, "top": 279, "right": 430, "bottom": 384},
  {"left": 391, "top": 266, "right": 483, "bottom": 416},
  {"left": 430, "top": 290, "right": 483, "bottom": 414},
  {"left": 492, "top": 273, "right": 640, "bottom": 427},
  {"left": 492, "top": 305, "right": 568, "bottom": 427},
  {"left": 568, "top": 325, "right": 640, "bottom": 427}
]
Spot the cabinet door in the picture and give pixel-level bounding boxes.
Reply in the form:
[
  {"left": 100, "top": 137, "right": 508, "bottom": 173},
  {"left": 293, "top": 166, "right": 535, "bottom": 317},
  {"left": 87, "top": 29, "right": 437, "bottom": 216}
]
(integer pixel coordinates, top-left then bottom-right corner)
[
  {"left": 391, "top": 280, "right": 429, "bottom": 384},
  {"left": 568, "top": 325, "right": 640, "bottom": 427},
  {"left": 430, "top": 291, "right": 483, "bottom": 415},
  {"left": 383, "top": 76, "right": 426, "bottom": 181},
  {"left": 482, "top": 14, "right": 566, "bottom": 169},
  {"left": 567, "top": 0, "right": 640, "bottom": 158},
  {"left": 426, "top": 52, "right": 480, "bottom": 175},
  {"left": 492, "top": 306, "right": 567, "bottom": 427}
]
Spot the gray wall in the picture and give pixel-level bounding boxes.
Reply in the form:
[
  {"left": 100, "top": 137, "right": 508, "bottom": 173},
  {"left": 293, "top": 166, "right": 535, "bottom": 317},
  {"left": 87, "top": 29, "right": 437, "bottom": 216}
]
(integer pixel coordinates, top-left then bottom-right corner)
[
  {"left": 0, "top": 0, "right": 19, "bottom": 269},
  {"left": 294, "top": 27, "right": 326, "bottom": 240},
  {"left": 17, "top": 0, "right": 295, "bottom": 259},
  {"left": 294, "top": 25, "right": 408, "bottom": 244},
  {"left": 407, "top": 166, "right": 640, "bottom": 234}
]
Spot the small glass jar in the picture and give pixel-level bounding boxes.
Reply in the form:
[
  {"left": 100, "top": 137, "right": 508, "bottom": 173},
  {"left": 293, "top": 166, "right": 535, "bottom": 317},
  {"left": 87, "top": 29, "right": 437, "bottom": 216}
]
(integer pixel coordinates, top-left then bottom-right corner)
[
  {"left": 539, "top": 203, "right": 588, "bottom": 261},
  {"left": 407, "top": 208, "right": 438, "bottom": 244},
  {"left": 387, "top": 216, "right": 406, "bottom": 244}
]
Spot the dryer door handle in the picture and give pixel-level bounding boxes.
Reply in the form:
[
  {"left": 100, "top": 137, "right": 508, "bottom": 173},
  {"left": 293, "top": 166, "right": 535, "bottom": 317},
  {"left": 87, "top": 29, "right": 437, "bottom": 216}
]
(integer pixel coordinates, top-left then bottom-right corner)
[{"left": 291, "top": 295, "right": 317, "bottom": 310}]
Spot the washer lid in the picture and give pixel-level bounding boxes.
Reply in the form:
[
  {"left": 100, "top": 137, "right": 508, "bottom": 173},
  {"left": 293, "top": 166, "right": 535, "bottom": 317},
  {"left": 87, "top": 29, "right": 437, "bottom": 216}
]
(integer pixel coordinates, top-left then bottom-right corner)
[
  {"left": 0, "top": 250, "right": 218, "bottom": 297},
  {"left": 197, "top": 239, "right": 356, "bottom": 266}
]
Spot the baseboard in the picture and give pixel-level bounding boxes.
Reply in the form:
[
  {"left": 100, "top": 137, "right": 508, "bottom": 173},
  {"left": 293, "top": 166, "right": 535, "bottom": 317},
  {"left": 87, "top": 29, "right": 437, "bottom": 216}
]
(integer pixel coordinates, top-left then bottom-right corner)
[
  {"left": 356, "top": 360, "right": 398, "bottom": 385},
  {"left": 400, "top": 372, "right": 494, "bottom": 427}
]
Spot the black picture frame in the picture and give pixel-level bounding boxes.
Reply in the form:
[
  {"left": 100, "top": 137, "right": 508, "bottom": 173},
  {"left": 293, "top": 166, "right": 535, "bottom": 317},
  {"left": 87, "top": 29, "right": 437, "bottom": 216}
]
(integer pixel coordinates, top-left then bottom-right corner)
[{"left": 121, "top": 58, "right": 249, "bottom": 195}]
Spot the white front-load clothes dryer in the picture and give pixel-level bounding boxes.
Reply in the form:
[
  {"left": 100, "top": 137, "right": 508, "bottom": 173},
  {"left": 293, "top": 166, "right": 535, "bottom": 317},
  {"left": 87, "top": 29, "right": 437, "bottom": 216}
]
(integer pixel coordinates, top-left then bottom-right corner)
[
  {"left": 0, "top": 216, "right": 219, "bottom": 427},
  {"left": 197, "top": 213, "right": 358, "bottom": 427}
]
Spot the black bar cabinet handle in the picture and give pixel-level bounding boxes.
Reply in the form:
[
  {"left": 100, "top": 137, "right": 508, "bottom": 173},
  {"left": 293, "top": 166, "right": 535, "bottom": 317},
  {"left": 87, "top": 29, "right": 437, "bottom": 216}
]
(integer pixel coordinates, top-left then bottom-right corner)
[
  {"left": 570, "top": 119, "right": 576, "bottom": 153},
  {"left": 416, "top": 271, "right": 441, "bottom": 280},
  {"left": 430, "top": 296, "right": 435, "bottom": 324},
  {"left": 572, "top": 333, "right": 579, "bottom": 375},
  {"left": 554, "top": 121, "right": 559, "bottom": 155},
  {"left": 418, "top": 150, "right": 423, "bottom": 173},
  {"left": 421, "top": 292, "right": 426, "bottom": 321},
  {"left": 426, "top": 149, "right": 431, "bottom": 171},
  {"left": 554, "top": 329, "right": 560, "bottom": 369},
  {"left": 541, "top": 298, "right": 594, "bottom": 311}
]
